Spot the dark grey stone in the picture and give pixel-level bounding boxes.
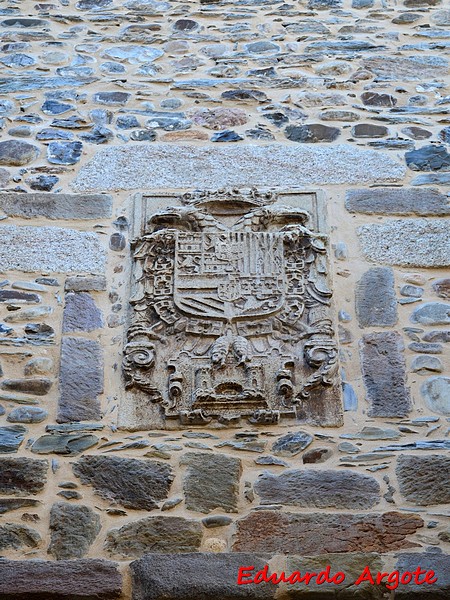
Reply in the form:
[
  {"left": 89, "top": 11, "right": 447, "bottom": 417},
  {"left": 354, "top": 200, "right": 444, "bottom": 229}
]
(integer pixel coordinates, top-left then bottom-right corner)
[
  {"left": 255, "top": 469, "right": 380, "bottom": 509},
  {"left": 24, "top": 323, "right": 55, "bottom": 342},
  {"left": 31, "top": 433, "right": 99, "bottom": 456},
  {"left": 0, "top": 140, "right": 40, "bottom": 166},
  {"left": 402, "top": 126, "right": 432, "bottom": 140},
  {"left": 181, "top": 452, "right": 241, "bottom": 513},
  {"left": 346, "top": 188, "right": 450, "bottom": 216},
  {"left": 211, "top": 130, "right": 243, "bottom": 142},
  {"left": 58, "top": 337, "right": 103, "bottom": 422},
  {"left": 406, "top": 145, "right": 450, "bottom": 171},
  {"left": 0, "top": 425, "right": 27, "bottom": 453},
  {"left": 72, "top": 456, "right": 173, "bottom": 510},
  {"left": 62, "top": 292, "right": 103, "bottom": 333},
  {"left": 0, "top": 289, "right": 40, "bottom": 303},
  {"left": 360, "top": 331, "right": 411, "bottom": 417},
  {"left": 351, "top": 123, "right": 388, "bottom": 138},
  {"left": 25, "top": 175, "right": 59, "bottom": 191},
  {"left": 361, "top": 92, "right": 397, "bottom": 107},
  {"left": 49, "top": 502, "right": 101, "bottom": 559},
  {"left": 245, "top": 41, "right": 280, "bottom": 53},
  {"left": 93, "top": 91, "right": 130, "bottom": 106},
  {"left": 409, "top": 342, "right": 442, "bottom": 353},
  {"left": 421, "top": 376, "right": 450, "bottom": 415},
  {"left": 116, "top": 115, "right": 140, "bottom": 129},
  {"left": 302, "top": 447, "right": 333, "bottom": 463},
  {"left": 0, "top": 457, "right": 48, "bottom": 494},
  {"left": 130, "top": 553, "right": 275, "bottom": 600},
  {"left": 397, "top": 454, "right": 450, "bottom": 505},
  {"left": 394, "top": 551, "right": 450, "bottom": 598},
  {"left": 0, "top": 498, "right": 39, "bottom": 514},
  {"left": 285, "top": 124, "right": 340, "bottom": 143},
  {"left": 106, "top": 516, "right": 202, "bottom": 558},
  {"left": 109, "top": 232, "right": 126, "bottom": 251},
  {"left": 7, "top": 406, "right": 48, "bottom": 423},
  {"left": 375, "top": 440, "right": 450, "bottom": 451},
  {"left": 0, "top": 559, "right": 122, "bottom": 600},
  {"left": 42, "top": 100, "right": 74, "bottom": 115},
  {"left": 36, "top": 128, "right": 74, "bottom": 141},
  {"left": 0, "top": 76, "right": 99, "bottom": 94},
  {"left": 129, "top": 130, "right": 157, "bottom": 142},
  {"left": 411, "top": 302, "right": 450, "bottom": 325},
  {"left": 271, "top": 431, "right": 313, "bottom": 456},
  {"left": 1, "top": 377, "right": 52, "bottom": 395},
  {"left": 0, "top": 523, "right": 40, "bottom": 551},
  {"left": 221, "top": 89, "right": 268, "bottom": 102},
  {"left": 355, "top": 267, "right": 397, "bottom": 327},
  {"left": 79, "top": 126, "right": 114, "bottom": 145},
  {"left": 48, "top": 141, "right": 83, "bottom": 165},
  {"left": 201, "top": 516, "right": 233, "bottom": 528},
  {"left": 65, "top": 276, "right": 107, "bottom": 292}
]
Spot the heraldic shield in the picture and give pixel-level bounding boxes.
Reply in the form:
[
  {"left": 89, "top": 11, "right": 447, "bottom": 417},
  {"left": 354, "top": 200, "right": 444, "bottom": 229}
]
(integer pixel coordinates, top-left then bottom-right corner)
[{"left": 121, "top": 188, "right": 343, "bottom": 429}]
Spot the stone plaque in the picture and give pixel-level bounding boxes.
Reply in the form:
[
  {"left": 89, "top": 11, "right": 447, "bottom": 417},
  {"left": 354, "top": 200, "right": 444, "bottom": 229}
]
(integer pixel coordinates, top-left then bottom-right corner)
[{"left": 120, "top": 189, "right": 342, "bottom": 429}]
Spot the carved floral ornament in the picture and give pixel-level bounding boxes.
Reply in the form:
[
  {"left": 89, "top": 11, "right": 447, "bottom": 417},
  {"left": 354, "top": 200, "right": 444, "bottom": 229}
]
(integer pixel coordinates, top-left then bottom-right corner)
[{"left": 123, "top": 188, "right": 342, "bottom": 427}]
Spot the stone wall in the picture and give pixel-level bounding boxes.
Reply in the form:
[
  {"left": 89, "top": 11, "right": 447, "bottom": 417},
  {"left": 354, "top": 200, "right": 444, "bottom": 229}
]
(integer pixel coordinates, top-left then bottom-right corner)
[{"left": 0, "top": 0, "right": 449, "bottom": 598}]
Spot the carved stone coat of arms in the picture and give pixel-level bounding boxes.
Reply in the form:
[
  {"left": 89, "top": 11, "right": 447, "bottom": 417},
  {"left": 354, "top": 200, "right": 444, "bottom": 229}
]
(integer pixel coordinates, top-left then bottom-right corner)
[{"left": 121, "top": 189, "right": 342, "bottom": 429}]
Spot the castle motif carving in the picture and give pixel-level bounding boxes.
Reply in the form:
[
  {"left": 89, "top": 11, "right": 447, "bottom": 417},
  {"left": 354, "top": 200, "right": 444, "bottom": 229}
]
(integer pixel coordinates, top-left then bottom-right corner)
[{"left": 123, "top": 188, "right": 342, "bottom": 427}]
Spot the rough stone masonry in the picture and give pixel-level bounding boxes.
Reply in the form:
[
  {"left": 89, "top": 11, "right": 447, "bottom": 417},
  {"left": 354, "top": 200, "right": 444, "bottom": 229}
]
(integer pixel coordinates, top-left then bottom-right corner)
[{"left": 0, "top": 0, "right": 449, "bottom": 599}]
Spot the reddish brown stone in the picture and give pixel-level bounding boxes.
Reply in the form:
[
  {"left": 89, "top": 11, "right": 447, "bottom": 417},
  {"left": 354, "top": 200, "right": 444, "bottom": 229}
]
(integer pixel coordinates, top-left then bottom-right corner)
[
  {"left": 233, "top": 511, "right": 423, "bottom": 554},
  {"left": 161, "top": 130, "right": 209, "bottom": 141}
]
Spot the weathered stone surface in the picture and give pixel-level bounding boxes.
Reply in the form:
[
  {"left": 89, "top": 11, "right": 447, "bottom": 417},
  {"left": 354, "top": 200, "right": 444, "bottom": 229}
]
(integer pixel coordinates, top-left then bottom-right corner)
[
  {"left": 233, "top": 511, "right": 423, "bottom": 554},
  {"left": 409, "top": 342, "right": 442, "bottom": 354},
  {"left": 0, "top": 498, "right": 39, "bottom": 514},
  {"left": 401, "top": 284, "right": 424, "bottom": 298},
  {"left": 130, "top": 553, "right": 275, "bottom": 600},
  {"left": 285, "top": 124, "right": 340, "bottom": 143},
  {"left": 0, "top": 193, "right": 112, "bottom": 220},
  {"left": 48, "top": 141, "right": 83, "bottom": 165},
  {"left": 58, "top": 337, "right": 103, "bottom": 422},
  {"left": 433, "top": 278, "right": 450, "bottom": 299},
  {"left": 411, "top": 302, "right": 450, "bottom": 325},
  {"left": 65, "top": 275, "right": 107, "bottom": 292},
  {"left": 397, "top": 455, "right": 450, "bottom": 505},
  {"left": 255, "top": 470, "right": 380, "bottom": 509},
  {"left": 7, "top": 406, "right": 48, "bottom": 423},
  {"left": 72, "top": 144, "right": 405, "bottom": 192},
  {"left": 106, "top": 516, "right": 202, "bottom": 558},
  {"left": 0, "top": 290, "right": 40, "bottom": 303},
  {"left": 406, "top": 145, "right": 450, "bottom": 171},
  {"left": 72, "top": 456, "right": 173, "bottom": 510},
  {"left": 49, "top": 502, "right": 101, "bottom": 560},
  {"left": 190, "top": 108, "right": 247, "bottom": 130},
  {"left": 355, "top": 267, "right": 397, "bottom": 327},
  {"left": 358, "top": 220, "right": 450, "bottom": 267},
  {"left": 0, "top": 425, "right": 27, "bottom": 453},
  {"left": 0, "top": 559, "right": 122, "bottom": 599},
  {"left": 24, "top": 357, "right": 53, "bottom": 376},
  {"left": 0, "top": 457, "right": 48, "bottom": 495},
  {"left": 271, "top": 431, "right": 313, "bottom": 456},
  {"left": 201, "top": 516, "right": 233, "bottom": 528},
  {"left": 62, "top": 292, "right": 103, "bottom": 333},
  {"left": 346, "top": 188, "right": 450, "bottom": 216},
  {"left": 31, "top": 433, "right": 99, "bottom": 456},
  {"left": 340, "top": 426, "right": 400, "bottom": 440},
  {"left": 421, "top": 376, "right": 450, "bottom": 415},
  {"left": 1, "top": 378, "right": 52, "bottom": 395},
  {"left": 352, "top": 123, "right": 388, "bottom": 138},
  {"left": 285, "top": 553, "right": 384, "bottom": 598},
  {"left": 361, "top": 91, "right": 397, "bottom": 107},
  {"left": 360, "top": 332, "right": 411, "bottom": 417},
  {"left": 394, "top": 551, "right": 450, "bottom": 598},
  {"left": 0, "top": 140, "right": 40, "bottom": 166},
  {"left": 423, "top": 330, "right": 450, "bottom": 342},
  {"left": 302, "top": 447, "right": 332, "bottom": 464},
  {"left": 0, "top": 523, "right": 40, "bottom": 551},
  {"left": 181, "top": 452, "right": 241, "bottom": 513},
  {"left": 0, "top": 225, "right": 105, "bottom": 273},
  {"left": 363, "top": 56, "right": 448, "bottom": 80}
]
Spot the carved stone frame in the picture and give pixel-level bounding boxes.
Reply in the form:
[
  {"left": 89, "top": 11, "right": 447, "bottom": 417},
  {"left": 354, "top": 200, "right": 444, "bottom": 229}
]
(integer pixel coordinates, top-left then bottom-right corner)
[{"left": 119, "top": 188, "right": 343, "bottom": 430}]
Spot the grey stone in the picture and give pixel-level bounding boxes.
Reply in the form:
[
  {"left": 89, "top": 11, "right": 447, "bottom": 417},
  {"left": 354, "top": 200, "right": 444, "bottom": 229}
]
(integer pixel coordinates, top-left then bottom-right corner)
[
  {"left": 411, "top": 302, "right": 450, "bottom": 325},
  {"left": 358, "top": 220, "right": 450, "bottom": 267},
  {"left": 397, "top": 454, "right": 450, "bottom": 505},
  {"left": 0, "top": 76, "right": 99, "bottom": 94},
  {"left": 0, "top": 140, "right": 40, "bottom": 166},
  {"left": 7, "top": 406, "right": 48, "bottom": 423},
  {"left": 31, "top": 433, "right": 99, "bottom": 455},
  {"left": 433, "top": 278, "right": 450, "bottom": 299},
  {"left": 130, "top": 553, "right": 275, "bottom": 600},
  {"left": 0, "top": 523, "right": 40, "bottom": 551},
  {"left": 245, "top": 41, "right": 280, "bottom": 54},
  {"left": 272, "top": 431, "right": 313, "bottom": 456},
  {"left": 423, "top": 330, "right": 450, "bottom": 343},
  {"left": 302, "top": 447, "right": 333, "bottom": 463},
  {"left": 402, "top": 126, "right": 432, "bottom": 140},
  {"left": 0, "top": 425, "right": 27, "bottom": 453},
  {"left": 0, "top": 225, "right": 105, "bottom": 273},
  {"left": 24, "top": 357, "right": 53, "bottom": 375},
  {"left": 411, "top": 355, "right": 443, "bottom": 374},
  {"left": 41, "top": 100, "right": 74, "bottom": 115},
  {"left": 0, "top": 167, "right": 11, "bottom": 188},
  {"left": 285, "top": 124, "right": 340, "bottom": 143},
  {"left": 65, "top": 275, "right": 107, "bottom": 292},
  {"left": 0, "top": 498, "right": 39, "bottom": 514},
  {"left": 432, "top": 9, "right": 450, "bottom": 25},
  {"left": 421, "top": 377, "right": 450, "bottom": 415},
  {"left": 181, "top": 452, "right": 241, "bottom": 513},
  {"left": 361, "top": 92, "right": 397, "bottom": 107},
  {"left": 363, "top": 56, "right": 448, "bottom": 80},
  {"left": 360, "top": 331, "right": 411, "bottom": 417},
  {"left": 401, "top": 284, "right": 424, "bottom": 297},
  {"left": 58, "top": 337, "right": 103, "bottom": 422},
  {"left": 395, "top": 551, "right": 449, "bottom": 598},
  {"left": 116, "top": 116, "right": 140, "bottom": 129},
  {"left": 106, "top": 516, "right": 202, "bottom": 558},
  {"left": 49, "top": 502, "right": 101, "bottom": 560},
  {"left": 25, "top": 175, "right": 59, "bottom": 191},
  {"left": 0, "top": 457, "right": 48, "bottom": 494},
  {"left": 63, "top": 292, "right": 103, "bottom": 333},
  {"left": 0, "top": 289, "right": 40, "bottom": 303},
  {"left": 0, "top": 559, "right": 122, "bottom": 600},
  {"left": 93, "top": 91, "right": 130, "bottom": 106},
  {"left": 409, "top": 342, "right": 442, "bottom": 354},
  {"left": 352, "top": 123, "right": 388, "bottom": 138},
  {"left": 254, "top": 455, "right": 289, "bottom": 466},
  {"left": 71, "top": 144, "right": 405, "bottom": 192},
  {"left": 346, "top": 188, "right": 450, "bottom": 216},
  {"left": 130, "top": 130, "right": 157, "bottom": 142},
  {"left": 216, "top": 439, "right": 266, "bottom": 453},
  {"left": 72, "top": 456, "right": 173, "bottom": 510},
  {"left": 406, "top": 145, "right": 450, "bottom": 172},
  {"left": 340, "top": 426, "right": 401, "bottom": 440},
  {"left": 103, "top": 45, "right": 163, "bottom": 63},
  {"left": 355, "top": 267, "right": 397, "bottom": 327},
  {"left": 201, "top": 516, "right": 233, "bottom": 528},
  {"left": 1, "top": 378, "right": 52, "bottom": 395},
  {"left": 412, "top": 172, "right": 450, "bottom": 185},
  {"left": 79, "top": 126, "right": 114, "bottom": 145},
  {"left": 109, "top": 232, "right": 126, "bottom": 251},
  {"left": 255, "top": 469, "right": 380, "bottom": 509},
  {"left": 190, "top": 107, "right": 247, "bottom": 130},
  {"left": 211, "top": 130, "right": 243, "bottom": 142},
  {"left": 48, "top": 141, "right": 83, "bottom": 165}
]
